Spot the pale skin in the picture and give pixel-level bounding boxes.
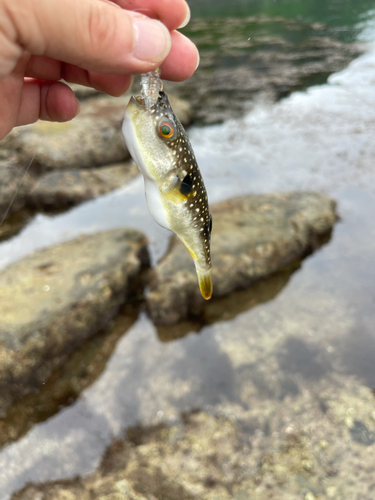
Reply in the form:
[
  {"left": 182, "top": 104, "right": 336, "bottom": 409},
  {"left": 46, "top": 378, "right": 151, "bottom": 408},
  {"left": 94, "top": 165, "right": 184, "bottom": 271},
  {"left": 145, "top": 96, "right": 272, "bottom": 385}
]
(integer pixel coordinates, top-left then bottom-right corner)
[{"left": 0, "top": 0, "right": 198, "bottom": 140}]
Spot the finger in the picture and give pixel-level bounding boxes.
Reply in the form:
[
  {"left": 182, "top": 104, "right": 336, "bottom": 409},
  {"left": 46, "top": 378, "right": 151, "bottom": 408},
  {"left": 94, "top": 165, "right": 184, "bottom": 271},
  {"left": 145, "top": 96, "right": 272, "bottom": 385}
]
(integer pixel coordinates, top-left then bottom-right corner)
[
  {"left": 25, "top": 31, "right": 199, "bottom": 87},
  {"left": 0, "top": 54, "right": 29, "bottom": 139},
  {"left": 1, "top": 0, "right": 172, "bottom": 78},
  {"left": 25, "top": 55, "right": 61, "bottom": 80},
  {"left": 25, "top": 56, "right": 133, "bottom": 96},
  {"left": 15, "top": 80, "right": 80, "bottom": 127},
  {"left": 160, "top": 31, "right": 199, "bottom": 82},
  {"left": 25, "top": 56, "right": 132, "bottom": 97},
  {"left": 66, "top": 69, "right": 133, "bottom": 97},
  {"left": 60, "top": 64, "right": 134, "bottom": 97},
  {"left": 112, "top": 0, "right": 190, "bottom": 31}
]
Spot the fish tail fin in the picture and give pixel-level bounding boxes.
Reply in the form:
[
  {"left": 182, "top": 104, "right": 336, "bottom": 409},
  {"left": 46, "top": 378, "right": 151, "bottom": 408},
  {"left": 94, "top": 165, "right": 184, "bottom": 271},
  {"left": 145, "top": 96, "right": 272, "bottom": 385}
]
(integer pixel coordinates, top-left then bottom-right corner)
[{"left": 196, "top": 267, "right": 213, "bottom": 300}]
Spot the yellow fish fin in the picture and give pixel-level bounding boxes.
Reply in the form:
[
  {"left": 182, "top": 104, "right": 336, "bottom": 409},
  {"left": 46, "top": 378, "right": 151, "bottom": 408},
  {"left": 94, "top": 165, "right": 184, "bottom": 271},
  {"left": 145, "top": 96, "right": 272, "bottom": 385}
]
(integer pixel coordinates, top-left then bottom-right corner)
[
  {"left": 196, "top": 268, "right": 213, "bottom": 300},
  {"left": 162, "top": 187, "right": 189, "bottom": 204}
]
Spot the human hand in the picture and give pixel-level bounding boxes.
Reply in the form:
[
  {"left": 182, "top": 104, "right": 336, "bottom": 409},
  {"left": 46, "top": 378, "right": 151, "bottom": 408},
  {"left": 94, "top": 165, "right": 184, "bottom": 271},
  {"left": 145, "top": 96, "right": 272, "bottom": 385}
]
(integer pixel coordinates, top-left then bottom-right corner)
[{"left": 0, "top": 0, "right": 198, "bottom": 139}]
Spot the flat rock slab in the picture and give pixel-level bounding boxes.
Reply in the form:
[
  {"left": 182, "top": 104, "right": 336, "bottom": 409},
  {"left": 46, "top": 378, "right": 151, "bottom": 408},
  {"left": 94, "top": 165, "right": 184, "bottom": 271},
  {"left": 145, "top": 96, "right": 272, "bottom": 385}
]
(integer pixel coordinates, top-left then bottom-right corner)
[
  {"left": 3, "top": 94, "right": 192, "bottom": 171},
  {"left": 27, "top": 161, "right": 140, "bottom": 211},
  {"left": 147, "top": 191, "right": 336, "bottom": 324},
  {"left": 0, "top": 229, "right": 149, "bottom": 414}
]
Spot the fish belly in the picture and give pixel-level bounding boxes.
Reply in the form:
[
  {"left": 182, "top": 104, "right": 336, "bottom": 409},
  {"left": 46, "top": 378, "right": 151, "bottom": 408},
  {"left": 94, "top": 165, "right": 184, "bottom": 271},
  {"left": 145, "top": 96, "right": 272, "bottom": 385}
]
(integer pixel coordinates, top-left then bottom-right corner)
[{"left": 144, "top": 178, "right": 171, "bottom": 230}]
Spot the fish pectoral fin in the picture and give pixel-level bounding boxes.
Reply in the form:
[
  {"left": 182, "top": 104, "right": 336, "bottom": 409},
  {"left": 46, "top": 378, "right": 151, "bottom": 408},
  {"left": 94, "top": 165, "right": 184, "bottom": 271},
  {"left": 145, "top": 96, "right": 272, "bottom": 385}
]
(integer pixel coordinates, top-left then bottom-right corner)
[
  {"left": 160, "top": 171, "right": 188, "bottom": 204},
  {"left": 161, "top": 188, "right": 188, "bottom": 204},
  {"left": 160, "top": 171, "right": 179, "bottom": 193}
]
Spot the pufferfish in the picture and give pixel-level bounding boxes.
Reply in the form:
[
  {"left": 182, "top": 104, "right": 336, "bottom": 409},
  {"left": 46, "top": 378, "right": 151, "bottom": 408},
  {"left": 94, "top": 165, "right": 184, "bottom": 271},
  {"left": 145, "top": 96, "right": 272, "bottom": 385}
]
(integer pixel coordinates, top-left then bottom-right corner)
[{"left": 122, "top": 74, "right": 213, "bottom": 299}]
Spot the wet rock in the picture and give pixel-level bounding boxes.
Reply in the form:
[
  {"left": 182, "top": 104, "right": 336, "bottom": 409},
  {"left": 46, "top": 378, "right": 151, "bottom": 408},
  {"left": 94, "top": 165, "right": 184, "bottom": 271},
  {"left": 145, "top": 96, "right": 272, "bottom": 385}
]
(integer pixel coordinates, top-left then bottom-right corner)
[
  {"left": 3, "top": 94, "right": 192, "bottom": 172},
  {"left": 0, "top": 309, "right": 138, "bottom": 449},
  {"left": 147, "top": 191, "right": 336, "bottom": 324},
  {"left": 0, "top": 229, "right": 149, "bottom": 414},
  {"left": 0, "top": 154, "right": 35, "bottom": 240},
  {"left": 0, "top": 155, "right": 35, "bottom": 217},
  {"left": 0, "top": 209, "right": 32, "bottom": 242},
  {"left": 27, "top": 161, "right": 140, "bottom": 211}
]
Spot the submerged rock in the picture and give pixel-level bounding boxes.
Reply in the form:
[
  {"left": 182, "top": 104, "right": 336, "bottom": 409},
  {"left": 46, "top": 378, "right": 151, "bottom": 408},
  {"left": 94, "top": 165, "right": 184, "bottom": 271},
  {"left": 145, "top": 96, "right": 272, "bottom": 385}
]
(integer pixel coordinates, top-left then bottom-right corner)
[
  {"left": 27, "top": 161, "right": 140, "bottom": 211},
  {"left": 147, "top": 191, "right": 336, "bottom": 324},
  {"left": 13, "top": 383, "right": 375, "bottom": 500},
  {"left": 3, "top": 94, "right": 192, "bottom": 172},
  {"left": 0, "top": 229, "right": 149, "bottom": 414}
]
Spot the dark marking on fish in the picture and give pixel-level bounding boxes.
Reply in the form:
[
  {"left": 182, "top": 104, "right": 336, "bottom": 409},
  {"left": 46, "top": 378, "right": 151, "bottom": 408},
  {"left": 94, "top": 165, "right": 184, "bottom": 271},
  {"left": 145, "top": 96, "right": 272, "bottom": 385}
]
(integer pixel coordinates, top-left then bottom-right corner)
[{"left": 180, "top": 174, "right": 193, "bottom": 196}]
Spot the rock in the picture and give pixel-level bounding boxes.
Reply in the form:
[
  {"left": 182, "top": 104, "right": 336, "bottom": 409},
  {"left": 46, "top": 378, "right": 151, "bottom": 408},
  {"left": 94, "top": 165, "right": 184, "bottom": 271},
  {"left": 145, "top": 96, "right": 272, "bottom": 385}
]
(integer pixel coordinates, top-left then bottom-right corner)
[
  {"left": 27, "top": 161, "right": 140, "bottom": 211},
  {"left": 0, "top": 309, "right": 138, "bottom": 449},
  {"left": 0, "top": 155, "right": 35, "bottom": 217},
  {"left": 147, "top": 191, "right": 336, "bottom": 324},
  {"left": 4, "top": 94, "right": 193, "bottom": 172},
  {"left": 0, "top": 154, "right": 35, "bottom": 240},
  {"left": 0, "top": 229, "right": 149, "bottom": 413},
  {"left": 0, "top": 209, "right": 32, "bottom": 242}
]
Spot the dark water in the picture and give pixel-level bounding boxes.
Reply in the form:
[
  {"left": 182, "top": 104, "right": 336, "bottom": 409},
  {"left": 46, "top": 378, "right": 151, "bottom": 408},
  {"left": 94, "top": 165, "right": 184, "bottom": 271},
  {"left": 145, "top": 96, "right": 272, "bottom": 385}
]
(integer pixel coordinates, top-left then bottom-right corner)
[
  {"left": 1, "top": 1, "right": 375, "bottom": 499},
  {"left": 188, "top": 0, "right": 375, "bottom": 38}
]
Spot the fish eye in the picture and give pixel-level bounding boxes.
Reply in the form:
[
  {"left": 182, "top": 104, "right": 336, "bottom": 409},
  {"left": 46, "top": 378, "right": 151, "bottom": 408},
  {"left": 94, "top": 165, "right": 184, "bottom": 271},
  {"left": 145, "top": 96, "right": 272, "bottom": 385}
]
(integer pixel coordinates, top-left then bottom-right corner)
[{"left": 158, "top": 119, "right": 175, "bottom": 139}]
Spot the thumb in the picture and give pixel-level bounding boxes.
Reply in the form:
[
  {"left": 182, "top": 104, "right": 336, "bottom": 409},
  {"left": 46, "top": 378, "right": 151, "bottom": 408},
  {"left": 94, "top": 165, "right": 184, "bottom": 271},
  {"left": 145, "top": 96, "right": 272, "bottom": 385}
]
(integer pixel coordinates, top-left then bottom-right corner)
[{"left": 0, "top": 0, "right": 171, "bottom": 79}]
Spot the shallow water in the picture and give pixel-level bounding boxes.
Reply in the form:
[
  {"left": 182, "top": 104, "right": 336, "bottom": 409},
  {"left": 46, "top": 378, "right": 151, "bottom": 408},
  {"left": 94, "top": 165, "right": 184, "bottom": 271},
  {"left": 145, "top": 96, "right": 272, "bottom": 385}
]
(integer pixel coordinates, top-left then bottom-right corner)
[
  {"left": 2, "top": 6, "right": 375, "bottom": 500},
  {"left": 1, "top": 187, "right": 375, "bottom": 498}
]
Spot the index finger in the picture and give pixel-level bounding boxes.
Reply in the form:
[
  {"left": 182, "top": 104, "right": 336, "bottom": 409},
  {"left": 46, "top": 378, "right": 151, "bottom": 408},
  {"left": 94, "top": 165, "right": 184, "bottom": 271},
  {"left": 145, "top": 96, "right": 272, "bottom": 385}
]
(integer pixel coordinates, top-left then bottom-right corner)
[{"left": 0, "top": 0, "right": 172, "bottom": 79}]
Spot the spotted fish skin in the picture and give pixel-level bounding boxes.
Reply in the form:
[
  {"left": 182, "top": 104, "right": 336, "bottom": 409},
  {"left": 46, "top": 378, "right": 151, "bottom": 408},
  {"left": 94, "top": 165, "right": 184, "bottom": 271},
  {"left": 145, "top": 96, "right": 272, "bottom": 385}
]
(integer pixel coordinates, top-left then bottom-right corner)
[{"left": 122, "top": 90, "right": 212, "bottom": 299}]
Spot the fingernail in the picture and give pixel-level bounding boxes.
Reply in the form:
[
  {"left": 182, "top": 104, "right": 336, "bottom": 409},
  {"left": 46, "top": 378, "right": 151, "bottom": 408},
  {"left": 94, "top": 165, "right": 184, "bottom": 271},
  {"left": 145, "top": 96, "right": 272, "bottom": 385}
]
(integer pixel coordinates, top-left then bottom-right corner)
[
  {"left": 195, "top": 46, "right": 200, "bottom": 70},
  {"left": 179, "top": 3, "right": 191, "bottom": 28},
  {"left": 133, "top": 18, "right": 171, "bottom": 62}
]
